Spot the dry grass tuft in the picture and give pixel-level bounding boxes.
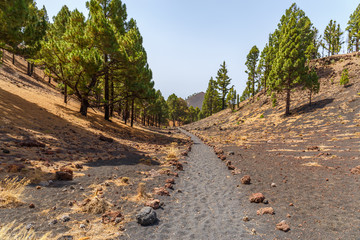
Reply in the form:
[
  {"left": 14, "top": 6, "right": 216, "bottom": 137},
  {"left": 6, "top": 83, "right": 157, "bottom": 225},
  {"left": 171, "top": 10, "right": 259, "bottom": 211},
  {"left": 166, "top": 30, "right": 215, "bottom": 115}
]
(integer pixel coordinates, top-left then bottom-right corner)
[
  {"left": 0, "top": 221, "right": 51, "bottom": 240},
  {"left": 80, "top": 196, "right": 111, "bottom": 214},
  {"left": 302, "top": 162, "right": 323, "bottom": 167},
  {"left": 127, "top": 183, "right": 152, "bottom": 203},
  {"left": 0, "top": 177, "right": 30, "bottom": 208},
  {"left": 166, "top": 142, "right": 178, "bottom": 159}
]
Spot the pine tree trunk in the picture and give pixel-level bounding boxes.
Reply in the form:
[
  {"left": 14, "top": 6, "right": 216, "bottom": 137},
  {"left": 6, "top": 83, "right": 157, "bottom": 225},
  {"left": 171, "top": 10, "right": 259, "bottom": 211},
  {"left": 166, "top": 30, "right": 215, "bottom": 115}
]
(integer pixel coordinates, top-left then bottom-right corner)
[
  {"left": 131, "top": 99, "right": 135, "bottom": 127},
  {"left": 110, "top": 78, "right": 114, "bottom": 117},
  {"left": 12, "top": 53, "right": 15, "bottom": 65},
  {"left": 285, "top": 86, "right": 291, "bottom": 115},
  {"left": 142, "top": 108, "right": 146, "bottom": 125},
  {"left": 48, "top": 76, "right": 51, "bottom": 84},
  {"left": 80, "top": 98, "right": 89, "bottom": 116},
  {"left": 104, "top": 54, "right": 110, "bottom": 121},
  {"left": 27, "top": 62, "right": 31, "bottom": 76},
  {"left": 30, "top": 63, "right": 34, "bottom": 76},
  {"left": 309, "top": 90, "right": 312, "bottom": 106},
  {"left": 124, "top": 99, "right": 129, "bottom": 125},
  {"left": 64, "top": 83, "right": 68, "bottom": 104},
  {"left": 356, "top": 38, "right": 359, "bottom": 52}
]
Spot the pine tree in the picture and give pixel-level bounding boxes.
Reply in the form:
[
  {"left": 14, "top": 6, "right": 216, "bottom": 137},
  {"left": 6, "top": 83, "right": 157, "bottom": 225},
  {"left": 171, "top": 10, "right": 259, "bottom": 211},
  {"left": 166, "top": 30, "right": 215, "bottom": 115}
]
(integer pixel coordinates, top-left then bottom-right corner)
[
  {"left": 268, "top": 3, "right": 316, "bottom": 115},
  {"left": 340, "top": 69, "right": 349, "bottom": 86},
  {"left": 38, "top": 9, "right": 102, "bottom": 116},
  {"left": 0, "top": 0, "right": 31, "bottom": 64},
  {"left": 303, "top": 68, "right": 319, "bottom": 105},
  {"left": 167, "top": 94, "right": 179, "bottom": 127},
  {"left": 202, "top": 77, "right": 221, "bottom": 117},
  {"left": 23, "top": 3, "right": 49, "bottom": 76},
  {"left": 216, "top": 61, "right": 231, "bottom": 110},
  {"left": 244, "top": 45, "right": 259, "bottom": 100},
  {"left": 346, "top": 4, "right": 360, "bottom": 52},
  {"left": 323, "top": 20, "right": 344, "bottom": 56},
  {"left": 226, "top": 86, "right": 236, "bottom": 110},
  {"left": 87, "top": 0, "right": 127, "bottom": 121},
  {"left": 258, "top": 33, "right": 277, "bottom": 92}
]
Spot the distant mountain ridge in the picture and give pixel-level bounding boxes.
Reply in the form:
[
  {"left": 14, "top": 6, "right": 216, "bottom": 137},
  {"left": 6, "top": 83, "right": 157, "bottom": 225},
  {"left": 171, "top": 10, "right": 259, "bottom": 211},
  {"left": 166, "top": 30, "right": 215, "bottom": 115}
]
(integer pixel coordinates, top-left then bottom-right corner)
[{"left": 185, "top": 92, "right": 205, "bottom": 110}]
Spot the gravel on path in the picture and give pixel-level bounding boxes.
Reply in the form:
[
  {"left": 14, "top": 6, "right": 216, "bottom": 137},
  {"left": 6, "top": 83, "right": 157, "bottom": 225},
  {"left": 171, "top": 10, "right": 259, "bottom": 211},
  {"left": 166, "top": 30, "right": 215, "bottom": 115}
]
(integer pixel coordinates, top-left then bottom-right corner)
[{"left": 123, "top": 128, "right": 260, "bottom": 240}]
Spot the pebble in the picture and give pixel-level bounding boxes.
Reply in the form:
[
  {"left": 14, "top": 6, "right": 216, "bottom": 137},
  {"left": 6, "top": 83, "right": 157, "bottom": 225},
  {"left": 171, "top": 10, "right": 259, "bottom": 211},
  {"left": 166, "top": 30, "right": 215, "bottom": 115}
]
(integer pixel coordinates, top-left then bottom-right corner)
[
  {"left": 62, "top": 188, "right": 67, "bottom": 192},
  {"left": 2, "top": 149, "right": 10, "bottom": 154},
  {"left": 79, "top": 186, "right": 84, "bottom": 190},
  {"left": 79, "top": 224, "right": 86, "bottom": 229},
  {"left": 243, "top": 216, "right": 250, "bottom": 222},
  {"left": 271, "top": 183, "right": 277, "bottom": 187},
  {"left": 29, "top": 203, "right": 35, "bottom": 208},
  {"left": 49, "top": 219, "right": 58, "bottom": 225},
  {"left": 61, "top": 215, "right": 71, "bottom": 222},
  {"left": 26, "top": 223, "right": 34, "bottom": 230},
  {"left": 263, "top": 199, "right": 269, "bottom": 204},
  {"left": 69, "top": 186, "right": 75, "bottom": 190}
]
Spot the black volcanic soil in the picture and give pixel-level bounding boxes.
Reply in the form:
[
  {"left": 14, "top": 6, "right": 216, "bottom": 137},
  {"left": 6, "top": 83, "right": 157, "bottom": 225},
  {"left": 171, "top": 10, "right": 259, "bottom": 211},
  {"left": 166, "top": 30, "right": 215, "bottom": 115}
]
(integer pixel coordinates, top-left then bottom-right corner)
[{"left": 183, "top": 53, "right": 360, "bottom": 239}]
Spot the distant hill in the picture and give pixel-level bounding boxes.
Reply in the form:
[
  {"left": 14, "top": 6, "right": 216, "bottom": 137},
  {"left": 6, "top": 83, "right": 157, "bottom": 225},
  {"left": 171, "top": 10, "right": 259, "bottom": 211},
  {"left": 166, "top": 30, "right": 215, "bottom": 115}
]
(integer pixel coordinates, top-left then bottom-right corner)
[{"left": 186, "top": 92, "right": 205, "bottom": 109}]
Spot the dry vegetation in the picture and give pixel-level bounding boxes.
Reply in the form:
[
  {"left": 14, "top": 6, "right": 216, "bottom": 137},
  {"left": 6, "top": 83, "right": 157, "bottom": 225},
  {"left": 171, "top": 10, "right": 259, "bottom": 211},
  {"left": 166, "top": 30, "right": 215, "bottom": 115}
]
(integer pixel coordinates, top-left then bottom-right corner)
[
  {"left": 0, "top": 50, "right": 191, "bottom": 239},
  {"left": 0, "top": 177, "right": 30, "bottom": 208}
]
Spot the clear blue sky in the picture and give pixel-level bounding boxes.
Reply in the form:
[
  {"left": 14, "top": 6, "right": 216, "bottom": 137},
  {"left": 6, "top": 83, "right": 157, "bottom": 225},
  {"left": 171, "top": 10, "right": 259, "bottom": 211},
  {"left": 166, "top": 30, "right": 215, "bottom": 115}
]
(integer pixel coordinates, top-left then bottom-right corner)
[{"left": 35, "top": 0, "right": 358, "bottom": 99}]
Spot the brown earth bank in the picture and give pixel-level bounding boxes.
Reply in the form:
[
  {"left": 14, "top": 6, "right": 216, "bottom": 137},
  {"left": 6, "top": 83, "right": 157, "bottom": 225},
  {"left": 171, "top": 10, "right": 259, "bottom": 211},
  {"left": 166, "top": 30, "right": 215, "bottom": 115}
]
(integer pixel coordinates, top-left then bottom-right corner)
[
  {"left": 0, "top": 51, "right": 192, "bottom": 239},
  {"left": 183, "top": 53, "right": 360, "bottom": 239}
]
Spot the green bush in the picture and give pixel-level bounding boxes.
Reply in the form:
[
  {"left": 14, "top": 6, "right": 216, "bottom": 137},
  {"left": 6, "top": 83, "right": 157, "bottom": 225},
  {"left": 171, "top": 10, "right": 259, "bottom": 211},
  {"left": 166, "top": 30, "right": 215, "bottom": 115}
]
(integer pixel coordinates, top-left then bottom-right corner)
[
  {"left": 271, "top": 93, "right": 277, "bottom": 107},
  {"left": 259, "top": 114, "right": 264, "bottom": 118},
  {"left": 340, "top": 69, "right": 349, "bottom": 86}
]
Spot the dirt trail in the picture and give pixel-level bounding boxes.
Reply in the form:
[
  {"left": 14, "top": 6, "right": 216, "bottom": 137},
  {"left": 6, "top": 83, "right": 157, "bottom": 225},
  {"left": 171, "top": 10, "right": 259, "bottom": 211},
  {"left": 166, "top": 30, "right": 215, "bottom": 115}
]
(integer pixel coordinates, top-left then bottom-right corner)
[{"left": 123, "top": 129, "right": 260, "bottom": 240}]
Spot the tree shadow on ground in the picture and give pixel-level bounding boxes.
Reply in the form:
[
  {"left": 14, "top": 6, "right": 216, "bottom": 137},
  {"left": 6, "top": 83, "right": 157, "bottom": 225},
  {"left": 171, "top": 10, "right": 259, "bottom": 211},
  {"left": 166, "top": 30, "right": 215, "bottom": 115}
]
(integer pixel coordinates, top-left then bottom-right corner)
[
  {"left": 291, "top": 98, "right": 334, "bottom": 115},
  {"left": 55, "top": 103, "right": 184, "bottom": 146}
]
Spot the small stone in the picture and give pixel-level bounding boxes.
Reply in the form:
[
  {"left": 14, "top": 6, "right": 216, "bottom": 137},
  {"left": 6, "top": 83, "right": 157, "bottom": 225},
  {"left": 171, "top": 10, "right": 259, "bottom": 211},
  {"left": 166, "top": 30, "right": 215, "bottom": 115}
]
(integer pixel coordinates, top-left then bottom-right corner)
[
  {"left": 68, "top": 201, "right": 73, "bottom": 207},
  {"left": 145, "top": 199, "right": 161, "bottom": 209},
  {"left": 57, "top": 236, "right": 73, "bottom": 240},
  {"left": 263, "top": 199, "right": 269, "bottom": 204},
  {"left": 243, "top": 216, "right": 250, "bottom": 222},
  {"left": 36, "top": 186, "right": 42, "bottom": 190},
  {"left": 165, "top": 178, "right": 175, "bottom": 184},
  {"left": 136, "top": 207, "right": 157, "bottom": 226},
  {"left": 249, "top": 193, "right": 265, "bottom": 203},
  {"left": 257, "top": 207, "right": 274, "bottom": 215},
  {"left": 154, "top": 187, "right": 170, "bottom": 196},
  {"left": 241, "top": 175, "right": 251, "bottom": 184},
  {"left": 102, "top": 211, "right": 123, "bottom": 224},
  {"left": 115, "top": 217, "right": 122, "bottom": 224},
  {"left": 99, "top": 135, "right": 114, "bottom": 143},
  {"left": 79, "top": 224, "right": 86, "bottom": 229},
  {"left": 61, "top": 215, "right": 71, "bottom": 222},
  {"left": 26, "top": 223, "right": 34, "bottom": 231},
  {"left": 276, "top": 220, "right": 290, "bottom": 232},
  {"left": 251, "top": 228, "right": 256, "bottom": 235},
  {"left": 164, "top": 183, "right": 173, "bottom": 189},
  {"left": 228, "top": 151, "right": 235, "bottom": 155},
  {"left": 2, "top": 149, "right": 10, "bottom": 154},
  {"left": 29, "top": 203, "right": 35, "bottom": 208},
  {"left": 289, "top": 203, "right": 294, "bottom": 206},
  {"left": 350, "top": 166, "right": 360, "bottom": 174},
  {"left": 49, "top": 219, "right": 58, "bottom": 225},
  {"left": 56, "top": 170, "right": 73, "bottom": 181},
  {"left": 271, "top": 183, "right": 277, "bottom": 187},
  {"left": 69, "top": 186, "right": 75, "bottom": 190},
  {"left": 287, "top": 214, "right": 291, "bottom": 218},
  {"left": 62, "top": 188, "right": 67, "bottom": 192},
  {"left": 79, "top": 186, "right": 84, "bottom": 190}
]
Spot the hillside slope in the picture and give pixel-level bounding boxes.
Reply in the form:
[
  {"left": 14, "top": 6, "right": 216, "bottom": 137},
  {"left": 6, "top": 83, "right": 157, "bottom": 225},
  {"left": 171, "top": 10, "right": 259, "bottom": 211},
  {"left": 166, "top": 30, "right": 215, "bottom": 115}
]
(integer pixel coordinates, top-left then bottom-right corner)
[
  {"left": 184, "top": 53, "right": 360, "bottom": 239},
  {"left": 0, "top": 50, "right": 191, "bottom": 239},
  {"left": 186, "top": 92, "right": 205, "bottom": 109}
]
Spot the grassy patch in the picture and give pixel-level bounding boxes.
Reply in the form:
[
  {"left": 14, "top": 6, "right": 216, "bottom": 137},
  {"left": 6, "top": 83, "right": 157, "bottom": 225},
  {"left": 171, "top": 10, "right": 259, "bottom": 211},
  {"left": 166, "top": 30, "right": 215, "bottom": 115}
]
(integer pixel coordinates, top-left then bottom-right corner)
[{"left": 0, "top": 177, "right": 30, "bottom": 208}]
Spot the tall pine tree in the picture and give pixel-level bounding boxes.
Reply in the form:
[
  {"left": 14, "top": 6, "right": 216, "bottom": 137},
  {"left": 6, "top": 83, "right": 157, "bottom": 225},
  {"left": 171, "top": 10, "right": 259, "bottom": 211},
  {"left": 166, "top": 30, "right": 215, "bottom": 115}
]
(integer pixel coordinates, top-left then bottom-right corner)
[
  {"left": 216, "top": 61, "right": 231, "bottom": 110},
  {"left": 268, "top": 3, "right": 316, "bottom": 115},
  {"left": 202, "top": 77, "right": 221, "bottom": 117},
  {"left": 346, "top": 4, "right": 360, "bottom": 52},
  {"left": 323, "top": 20, "right": 343, "bottom": 56},
  {"left": 244, "top": 45, "right": 259, "bottom": 100}
]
